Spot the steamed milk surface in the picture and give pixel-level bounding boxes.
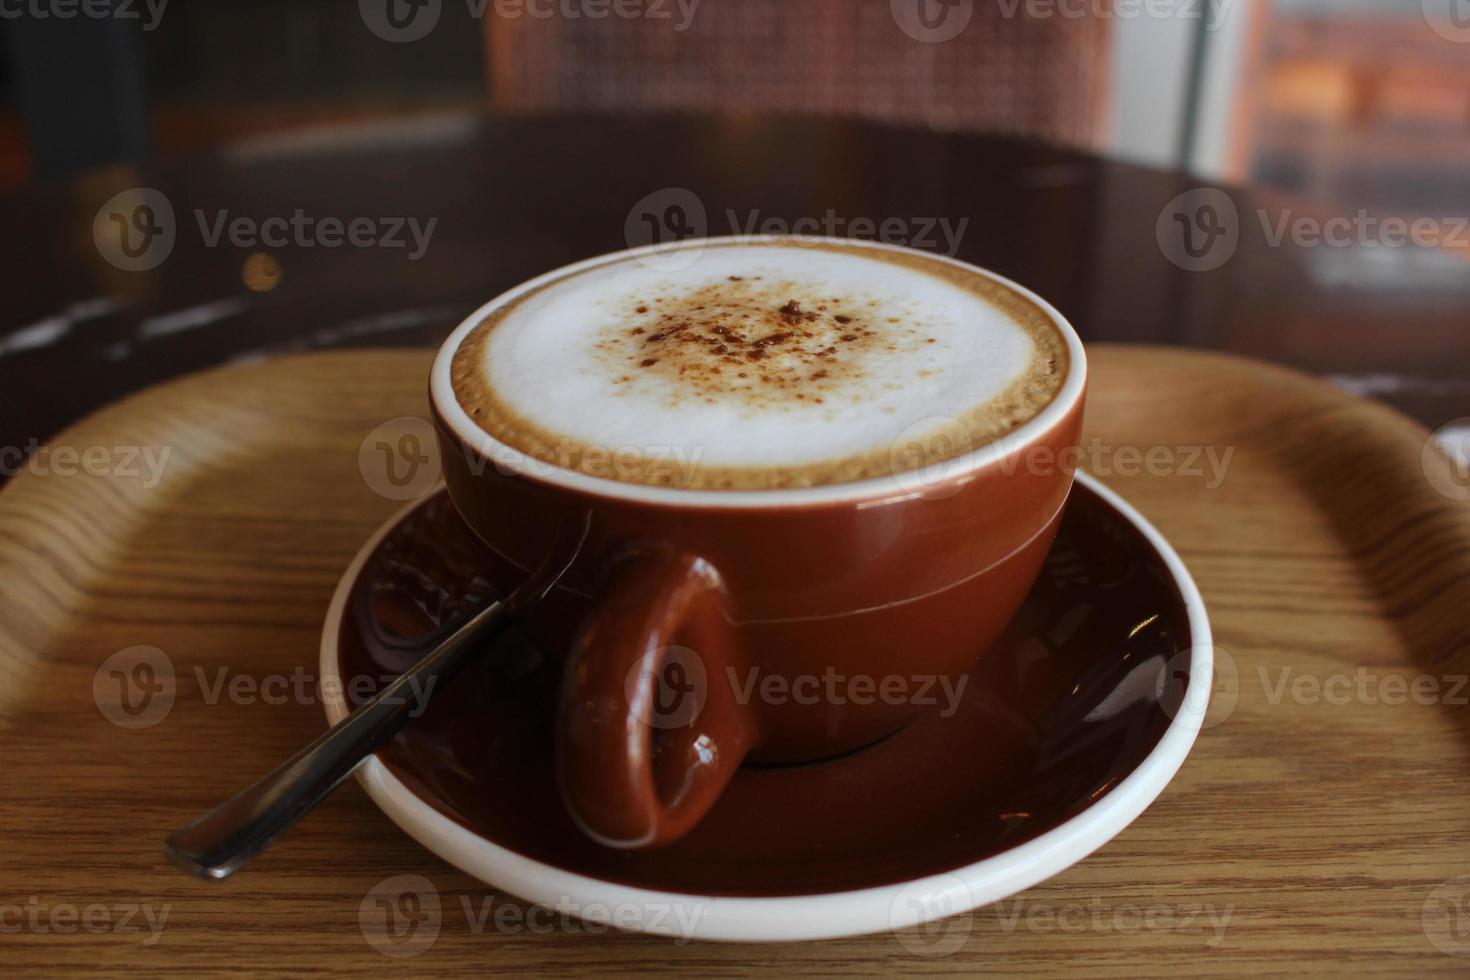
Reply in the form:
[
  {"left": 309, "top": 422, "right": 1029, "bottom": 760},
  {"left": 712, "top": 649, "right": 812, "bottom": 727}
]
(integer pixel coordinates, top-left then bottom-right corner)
[{"left": 452, "top": 242, "right": 1065, "bottom": 489}]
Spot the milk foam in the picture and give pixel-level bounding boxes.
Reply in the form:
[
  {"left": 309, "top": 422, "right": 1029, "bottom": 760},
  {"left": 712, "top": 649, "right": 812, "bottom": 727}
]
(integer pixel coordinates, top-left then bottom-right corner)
[{"left": 452, "top": 242, "right": 1066, "bottom": 489}]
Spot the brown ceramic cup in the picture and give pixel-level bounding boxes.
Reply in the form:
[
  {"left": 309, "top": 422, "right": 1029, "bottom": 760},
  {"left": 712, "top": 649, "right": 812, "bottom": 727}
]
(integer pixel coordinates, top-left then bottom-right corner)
[{"left": 428, "top": 240, "right": 1087, "bottom": 849}]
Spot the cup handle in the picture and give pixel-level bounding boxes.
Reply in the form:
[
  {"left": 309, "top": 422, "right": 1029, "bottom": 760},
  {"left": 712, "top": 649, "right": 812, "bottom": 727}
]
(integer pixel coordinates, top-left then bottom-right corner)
[{"left": 557, "top": 547, "right": 754, "bottom": 849}]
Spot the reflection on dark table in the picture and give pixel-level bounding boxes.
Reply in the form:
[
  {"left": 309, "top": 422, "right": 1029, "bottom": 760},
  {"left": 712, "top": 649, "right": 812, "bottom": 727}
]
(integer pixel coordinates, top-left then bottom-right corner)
[{"left": 2, "top": 112, "right": 1467, "bottom": 466}]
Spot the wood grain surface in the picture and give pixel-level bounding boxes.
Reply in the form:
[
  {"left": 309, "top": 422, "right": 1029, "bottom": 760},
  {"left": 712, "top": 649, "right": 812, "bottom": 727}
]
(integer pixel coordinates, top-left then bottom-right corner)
[{"left": 1, "top": 345, "right": 1468, "bottom": 976}]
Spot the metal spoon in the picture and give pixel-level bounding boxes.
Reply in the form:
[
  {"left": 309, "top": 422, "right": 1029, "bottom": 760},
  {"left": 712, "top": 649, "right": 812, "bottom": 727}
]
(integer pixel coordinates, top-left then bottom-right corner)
[{"left": 164, "top": 510, "right": 590, "bottom": 880}]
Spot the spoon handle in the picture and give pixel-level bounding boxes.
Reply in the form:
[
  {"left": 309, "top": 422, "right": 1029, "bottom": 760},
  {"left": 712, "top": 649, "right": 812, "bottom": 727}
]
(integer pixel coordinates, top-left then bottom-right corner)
[{"left": 164, "top": 599, "right": 510, "bottom": 879}]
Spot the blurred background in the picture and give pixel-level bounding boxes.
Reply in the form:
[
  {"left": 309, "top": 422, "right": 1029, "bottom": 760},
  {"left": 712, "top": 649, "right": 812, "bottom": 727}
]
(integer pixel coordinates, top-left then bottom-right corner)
[
  {"left": 4, "top": 0, "right": 1468, "bottom": 205},
  {"left": 1, "top": 0, "right": 1468, "bottom": 458}
]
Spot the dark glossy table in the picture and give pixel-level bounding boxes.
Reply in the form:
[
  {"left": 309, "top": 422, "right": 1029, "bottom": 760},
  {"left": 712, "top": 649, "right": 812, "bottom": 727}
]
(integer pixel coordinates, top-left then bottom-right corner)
[{"left": 3, "top": 112, "right": 1468, "bottom": 461}]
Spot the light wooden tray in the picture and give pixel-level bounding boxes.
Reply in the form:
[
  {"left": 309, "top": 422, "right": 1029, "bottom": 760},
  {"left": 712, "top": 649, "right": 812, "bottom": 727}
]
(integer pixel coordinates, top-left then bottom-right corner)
[{"left": 2, "top": 346, "right": 1468, "bottom": 976}]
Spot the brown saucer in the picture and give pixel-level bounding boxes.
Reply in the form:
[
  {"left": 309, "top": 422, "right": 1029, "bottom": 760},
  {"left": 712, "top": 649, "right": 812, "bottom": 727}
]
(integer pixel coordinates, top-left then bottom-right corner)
[{"left": 329, "top": 473, "right": 1205, "bottom": 905}]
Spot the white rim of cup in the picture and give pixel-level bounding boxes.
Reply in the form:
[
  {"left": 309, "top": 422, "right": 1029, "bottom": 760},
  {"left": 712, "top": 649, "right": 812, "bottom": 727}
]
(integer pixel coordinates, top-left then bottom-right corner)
[
  {"left": 428, "top": 236, "right": 1088, "bottom": 509},
  {"left": 319, "top": 471, "right": 1211, "bottom": 943}
]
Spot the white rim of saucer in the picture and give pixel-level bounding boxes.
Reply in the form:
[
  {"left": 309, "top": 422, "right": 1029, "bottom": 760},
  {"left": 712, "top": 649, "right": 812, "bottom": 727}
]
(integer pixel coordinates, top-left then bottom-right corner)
[
  {"left": 428, "top": 236, "right": 1089, "bottom": 509},
  {"left": 319, "top": 470, "right": 1212, "bottom": 944}
]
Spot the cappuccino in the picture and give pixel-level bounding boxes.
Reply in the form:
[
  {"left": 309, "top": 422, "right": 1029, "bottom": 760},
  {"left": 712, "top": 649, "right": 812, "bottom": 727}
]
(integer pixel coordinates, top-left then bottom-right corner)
[{"left": 450, "top": 240, "right": 1069, "bottom": 490}]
